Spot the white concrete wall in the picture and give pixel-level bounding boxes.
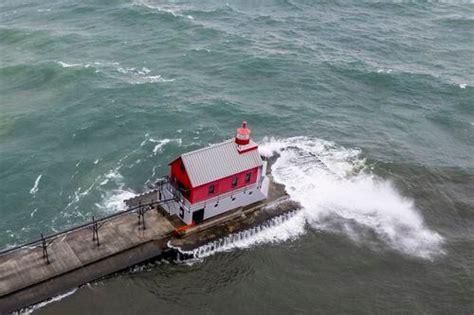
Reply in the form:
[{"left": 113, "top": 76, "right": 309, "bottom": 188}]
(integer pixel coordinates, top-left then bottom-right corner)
[
  {"left": 200, "top": 184, "right": 267, "bottom": 220},
  {"left": 160, "top": 171, "right": 269, "bottom": 225}
]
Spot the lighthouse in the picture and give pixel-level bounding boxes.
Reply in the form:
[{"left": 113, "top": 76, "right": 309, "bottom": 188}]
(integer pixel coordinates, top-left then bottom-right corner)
[{"left": 161, "top": 121, "right": 270, "bottom": 224}]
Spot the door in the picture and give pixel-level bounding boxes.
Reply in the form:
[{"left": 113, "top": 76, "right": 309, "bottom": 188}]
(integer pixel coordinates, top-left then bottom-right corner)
[{"left": 192, "top": 209, "right": 204, "bottom": 223}]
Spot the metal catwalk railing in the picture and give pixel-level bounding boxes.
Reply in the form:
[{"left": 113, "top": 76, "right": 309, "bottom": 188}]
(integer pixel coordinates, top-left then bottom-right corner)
[
  {"left": 1, "top": 174, "right": 266, "bottom": 256},
  {"left": 0, "top": 182, "right": 178, "bottom": 256}
]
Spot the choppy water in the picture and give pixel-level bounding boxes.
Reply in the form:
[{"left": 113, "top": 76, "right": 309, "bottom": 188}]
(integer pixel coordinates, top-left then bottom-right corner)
[{"left": 1, "top": 0, "right": 473, "bottom": 314}]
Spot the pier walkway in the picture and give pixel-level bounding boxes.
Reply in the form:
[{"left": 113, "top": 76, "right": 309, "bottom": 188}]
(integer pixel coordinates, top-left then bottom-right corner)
[
  {"left": 0, "top": 168, "right": 287, "bottom": 313},
  {"left": 0, "top": 202, "right": 178, "bottom": 313}
]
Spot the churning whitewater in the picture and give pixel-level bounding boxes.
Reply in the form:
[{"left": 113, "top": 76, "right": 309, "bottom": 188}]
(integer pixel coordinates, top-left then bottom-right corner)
[
  {"left": 184, "top": 137, "right": 444, "bottom": 261},
  {"left": 259, "top": 137, "right": 444, "bottom": 260},
  {"left": 1, "top": 0, "right": 471, "bottom": 312}
]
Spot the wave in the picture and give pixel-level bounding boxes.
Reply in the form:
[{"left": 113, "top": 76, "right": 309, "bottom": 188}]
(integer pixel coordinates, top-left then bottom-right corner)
[
  {"left": 132, "top": 0, "right": 194, "bottom": 20},
  {"left": 376, "top": 68, "right": 393, "bottom": 74},
  {"left": 96, "top": 187, "right": 136, "bottom": 213},
  {"left": 29, "top": 174, "right": 42, "bottom": 195},
  {"left": 173, "top": 137, "right": 443, "bottom": 261},
  {"left": 115, "top": 66, "right": 175, "bottom": 84},
  {"left": 260, "top": 137, "right": 444, "bottom": 260},
  {"left": 434, "top": 16, "right": 474, "bottom": 27},
  {"left": 173, "top": 210, "right": 305, "bottom": 260},
  {"left": 14, "top": 288, "right": 78, "bottom": 315},
  {"left": 55, "top": 61, "right": 174, "bottom": 85},
  {"left": 56, "top": 61, "right": 83, "bottom": 68},
  {"left": 92, "top": 135, "right": 180, "bottom": 213},
  {"left": 93, "top": 168, "right": 135, "bottom": 213},
  {"left": 325, "top": 58, "right": 472, "bottom": 92},
  {"left": 56, "top": 60, "right": 119, "bottom": 69},
  {"left": 150, "top": 138, "right": 182, "bottom": 155}
]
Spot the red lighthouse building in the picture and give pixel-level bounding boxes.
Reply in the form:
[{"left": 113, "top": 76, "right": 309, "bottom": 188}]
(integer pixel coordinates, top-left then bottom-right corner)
[{"left": 161, "top": 122, "right": 269, "bottom": 224}]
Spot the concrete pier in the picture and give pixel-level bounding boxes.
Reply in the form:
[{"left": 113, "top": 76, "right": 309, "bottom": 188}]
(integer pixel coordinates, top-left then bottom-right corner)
[
  {"left": 0, "top": 208, "right": 176, "bottom": 313},
  {"left": 0, "top": 167, "right": 290, "bottom": 313}
]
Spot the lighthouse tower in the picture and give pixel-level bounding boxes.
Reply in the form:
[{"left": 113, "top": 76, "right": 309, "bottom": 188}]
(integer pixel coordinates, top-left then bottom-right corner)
[
  {"left": 235, "top": 121, "right": 258, "bottom": 154},
  {"left": 235, "top": 121, "right": 251, "bottom": 145}
]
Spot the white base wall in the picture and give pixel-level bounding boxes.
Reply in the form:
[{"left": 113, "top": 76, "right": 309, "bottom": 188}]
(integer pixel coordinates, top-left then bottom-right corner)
[
  {"left": 161, "top": 175, "right": 270, "bottom": 225},
  {"left": 200, "top": 179, "right": 268, "bottom": 221}
]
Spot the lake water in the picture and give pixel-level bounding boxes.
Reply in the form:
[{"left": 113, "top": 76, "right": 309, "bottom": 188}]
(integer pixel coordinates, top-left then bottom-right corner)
[{"left": 0, "top": 0, "right": 473, "bottom": 314}]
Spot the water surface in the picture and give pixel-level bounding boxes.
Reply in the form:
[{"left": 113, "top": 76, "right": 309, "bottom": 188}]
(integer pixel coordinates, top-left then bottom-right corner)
[{"left": 0, "top": 0, "right": 473, "bottom": 314}]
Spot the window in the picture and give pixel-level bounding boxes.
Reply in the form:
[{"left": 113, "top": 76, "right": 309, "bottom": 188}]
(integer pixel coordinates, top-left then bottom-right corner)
[
  {"left": 180, "top": 163, "right": 185, "bottom": 172},
  {"left": 232, "top": 176, "right": 238, "bottom": 187},
  {"left": 245, "top": 172, "right": 251, "bottom": 183},
  {"left": 208, "top": 184, "right": 215, "bottom": 195}
]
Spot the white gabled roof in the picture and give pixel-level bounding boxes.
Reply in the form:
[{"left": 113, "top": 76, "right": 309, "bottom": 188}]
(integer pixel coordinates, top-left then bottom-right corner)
[{"left": 177, "top": 139, "right": 263, "bottom": 187}]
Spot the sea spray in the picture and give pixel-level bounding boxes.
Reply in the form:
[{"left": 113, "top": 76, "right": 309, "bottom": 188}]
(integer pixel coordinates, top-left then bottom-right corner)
[
  {"left": 261, "top": 137, "right": 444, "bottom": 259},
  {"left": 170, "top": 210, "right": 305, "bottom": 260},
  {"left": 96, "top": 170, "right": 136, "bottom": 213},
  {"left": 172, "top": 137, "right": 444, "bottom": 261}
]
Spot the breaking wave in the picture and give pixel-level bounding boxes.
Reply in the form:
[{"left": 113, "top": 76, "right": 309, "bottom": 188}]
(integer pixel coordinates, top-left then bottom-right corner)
[
  {"left": 96, "top": 170, "right": 136, "bottom": 213},
  {"left": 116, "top": 66, "right": 175, "bottom": 84},
  {"left": 133, "top": 0, "right": 195, "bottom": 20},
  {"left": 14, "top": 288, "right": 78, "bottom": 315},
  {"left": 178, "top": 137, "right": 444, "bottom": 261},
  {"left": 173, "top": 211, "right": 305, "bottom": 260},
  {"left": 55, "top": 61, "right": 174, "bottom": 85},
  {"left": 29, "top": 174, "right": 42, "bottom": 195},
  {"left": 260, "top": 137, "right": 444, "bottom": 260}
]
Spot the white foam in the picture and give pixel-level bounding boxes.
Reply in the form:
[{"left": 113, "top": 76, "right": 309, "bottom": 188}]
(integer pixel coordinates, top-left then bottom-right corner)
[
  {"left": 14, "top": 288, "right": 78, "bottom": 315},
  {"left": 116, "top": 66, "right": 174, "bottom": 84},
  {"left": 133, "top": 0, "right": 194, "bottom": 20},
  {"left": 152, "top": 138, "right": 171, "bottom": 154},
  {"left": 56, "top": 60, "right": 174, "bottom": 85},
  {"left": 97, "top": 189, "right": 136, "bottom": 213},
  {"left": 459, "top": 83, "right": 466, "bottom": 89},
  {"left": 172, "top": 211, "right": 305, "bottom": 259},
  {"left": 56, "top": 61, "right": 82, "bottom": 68},
  {"left": 128, "top": 75, "right": 175, "bottom": 85},
  {"left": 147, "top": 137, "right": 182, "bottom": 155},
  {"left": 259, "top": 137, "right": 444, "bottom": 260},
  {"left": 96, "top": 170, "right": 136, "bottom": 213},
  {"left": 377, "top": 68, "right": 393, "bottom": 74},
  {"left": 29, "top": 174, "right": 42, "bottom": 195}
]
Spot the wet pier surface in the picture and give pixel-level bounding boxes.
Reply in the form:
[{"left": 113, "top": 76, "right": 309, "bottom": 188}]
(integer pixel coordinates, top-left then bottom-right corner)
[{"left": 0, "top": 209, "right": 176, "bottom": 313}]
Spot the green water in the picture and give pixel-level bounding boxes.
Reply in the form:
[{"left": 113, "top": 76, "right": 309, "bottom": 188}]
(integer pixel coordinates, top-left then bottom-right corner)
[{"left": 0, "top": 0, "right": 473, "bottom": 313}]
